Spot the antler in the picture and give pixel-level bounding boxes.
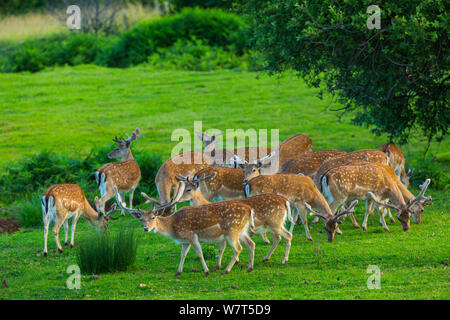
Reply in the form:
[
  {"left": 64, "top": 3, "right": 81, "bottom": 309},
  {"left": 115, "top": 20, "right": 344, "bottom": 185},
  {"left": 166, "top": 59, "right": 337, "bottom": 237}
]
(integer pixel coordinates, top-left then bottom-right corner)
[
  {"left": 305, "top": 202, "right": 328, "bottom": 220},
  {"left": 104, "top": 203, "right": 120, "bottom": 220},
  {"left": 333, "top": 200, "right": 358, "bottom": 222},
  {"left": 113, "top": 186, "right": 142, "bottom": 217},
  {"left": 368, "top": 192, "right": 400, "bottom": 211},
  {"left": 407, "top": 179, "right": 432, "bottom": 207},
  {"left": 407, "top": 168, "right": 414, "bottom": 178},
  {"left": 193, "top": 172, "right": 216, "bottom": 183},
  {"left": 113, "top": 128, "right": 140, "bottom": 145}
]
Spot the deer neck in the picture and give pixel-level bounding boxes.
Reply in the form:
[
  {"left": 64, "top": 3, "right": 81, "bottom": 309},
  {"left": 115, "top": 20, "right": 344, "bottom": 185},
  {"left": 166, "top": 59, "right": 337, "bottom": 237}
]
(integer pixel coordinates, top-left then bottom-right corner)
[
  {"left": 191, "top": 190, "right": 211, "bottom": 206},
  {"left": 83, "top": 200, "right": 101, "bottom": 224},
  {"left": 122, "top": 149, "right": 134, "bottom": 161},
  {"left": 154, "top": 216, "right": 175, "bottom": 238}
]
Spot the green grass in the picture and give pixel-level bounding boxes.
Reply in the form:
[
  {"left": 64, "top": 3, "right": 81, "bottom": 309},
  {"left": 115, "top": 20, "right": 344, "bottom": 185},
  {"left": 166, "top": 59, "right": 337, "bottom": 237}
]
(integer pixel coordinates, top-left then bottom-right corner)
[{"left": 0, "top": 65, "right": 448, "bottom": 299}]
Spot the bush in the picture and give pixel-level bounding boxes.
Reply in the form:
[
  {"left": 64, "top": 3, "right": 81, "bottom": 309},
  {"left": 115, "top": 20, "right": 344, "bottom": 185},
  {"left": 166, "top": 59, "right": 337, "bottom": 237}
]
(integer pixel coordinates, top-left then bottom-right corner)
[
  {"left": 99, "top": 8, "right": 249, "bottom": 68},
  {"left": 76, "top": 227, "right": 139, "bottom": 274},
  {"left": 147, "top": 38, "right": 247, "bottom": 71},
  {"left": 240, "top": 0, "right": 449, "bottom": 145},
  {"left": 409, "top": 155, "right": 450, "bottom": 191},
  {"left": 171, "top": 0, "right": 234, "bottom": 11},
  {"left": 0, "top": 148, "right": 162, "bottom": 207},
  {"left": 13, "top": 191, "right": 44, "bottom": 227},
  {"left": 0, "top": 33, "right": 106, "bottom": 73}
]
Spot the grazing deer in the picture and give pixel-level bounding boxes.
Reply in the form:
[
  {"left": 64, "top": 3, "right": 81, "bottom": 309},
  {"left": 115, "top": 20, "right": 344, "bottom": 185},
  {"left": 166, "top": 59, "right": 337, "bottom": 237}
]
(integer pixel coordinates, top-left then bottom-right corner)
[
  {"left": 381, "top": 143, "right": 413, "bottom": 187},
  {"left": 155, "top": 150, "right": 213, "bottom": 207},
  {"left": 170, "top": 174, "right": 294, "bottom": 264},
  {"left": 320, "top": 162, "right": 431, "bottom": 232},
  {"left": 241, "top": 168, "right": 355, "bottom": 242},
  {"left": 280, "top": 150, "right": 347, "bottom": 177},
  {"left": 114, "top": 187, "right": 255, "bottom": 276},
  {"left": 41, "top": 184, "right": 118, "bottom": 256},
  {"left": 96, "top": 128, "right": 141, "bottom": 216}
]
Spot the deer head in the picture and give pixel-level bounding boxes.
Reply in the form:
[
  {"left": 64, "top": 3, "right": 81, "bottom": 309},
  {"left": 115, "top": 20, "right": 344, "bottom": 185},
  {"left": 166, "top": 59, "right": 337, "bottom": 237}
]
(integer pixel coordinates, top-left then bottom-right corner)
[
  {"left": 108, "top": 128, "right": 141, "bottom": 160},
  {"left": 235, "top": 152, "right": 275, "bottom": 184},
  {"left": 93, "top": 197, "right": 119, "bottom": 230},
  {"left": 195, "top": 130, "right": 224, "bottom": 154},
  {"left": 368, "top": 178, "right": 431, "bottom": 229},
  {"left": 306, "top": 200, "right": 358, "bottom": 242}
]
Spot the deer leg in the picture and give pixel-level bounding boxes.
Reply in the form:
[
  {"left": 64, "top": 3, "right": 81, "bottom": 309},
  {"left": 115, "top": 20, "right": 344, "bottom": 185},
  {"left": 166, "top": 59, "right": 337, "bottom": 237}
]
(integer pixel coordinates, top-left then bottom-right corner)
[
  {"left": 377, "top": 205, "right": 390, "bottom": 232},
  {"left": 70, "top": 214, "right": 80, "bottom": 248},
  {"left": 262, "top": 232, "right": 281, "bottom": 262},
  {"left": 289, "top": 205, "right": 299, "bottom": 233},
  {"left": 260, "top": 231, "right": 271, "bottom": 245},
  {"left": 190, "top": 234, "right": 210, "bottom": 276},
  {"left": 99, "top": 190, "right": 114, "bottom": 216},
  {"left": 175, "top": 244, "right": 191, "bottom": 276},
  {"left": 43, "top": 218, "right": 50, "bottom": 256},
  {"left": 129, "top": 187, "right": 136, "bottom": 209},
  {"left": 63, "top": 220, "right": 69, "bottom": 246},
  {"left": 362, "top": 200, "right": 374, "bottom": 231},
  {"left": 386, "top": 207, "right": 395, "bottom": 223},
  {"left": 280, "top": 227, "right": 292, "bottom": 265},
  {"left": 297, "top": 204, "right": 313, "bottom": 241},
  {"left": 53, "top": 220, "right": 64, "bottom": 253},
  {"left": 222, "top": 236, "right": 242, "bottom": 275},
  {"left": 213, "top": 240, "right": 227, "bottom": 271},
  {"left": 240, "top": 234, "right": 255, "bottom": 272},
  {"left": 119, "top": 191, "right": 126, "bottom": 216}
]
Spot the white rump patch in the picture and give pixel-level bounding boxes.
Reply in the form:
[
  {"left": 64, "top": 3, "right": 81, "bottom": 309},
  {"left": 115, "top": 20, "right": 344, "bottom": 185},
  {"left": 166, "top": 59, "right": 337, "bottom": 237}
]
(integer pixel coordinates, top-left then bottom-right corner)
[
  {"left": 322, "top": 176, "right": 334, "bottom": 203},
  {"left": 99, "top": 173, "right": 107, "bottom": 197}
]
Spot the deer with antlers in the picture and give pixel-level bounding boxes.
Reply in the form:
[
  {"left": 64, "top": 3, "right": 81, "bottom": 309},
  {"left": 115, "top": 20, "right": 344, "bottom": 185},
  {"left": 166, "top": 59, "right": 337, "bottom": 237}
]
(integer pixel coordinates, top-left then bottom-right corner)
[
  {"left": 41, "top": 184, "right": 118, "bottom": 256},
  {"left": 319, "top": 161, "right": 431, "bottom": 232},
  {"left": 170, "top": 173, "right": 294, "bottom": 264},
  {"left": 96, "top": 128, "right": 141, "bottom": 217},
  {"left": 114, "top": 187, "right": 256, "bottom": 276},
  {"left": 235, "top": 154, "right": 356, "bottom": 242}
]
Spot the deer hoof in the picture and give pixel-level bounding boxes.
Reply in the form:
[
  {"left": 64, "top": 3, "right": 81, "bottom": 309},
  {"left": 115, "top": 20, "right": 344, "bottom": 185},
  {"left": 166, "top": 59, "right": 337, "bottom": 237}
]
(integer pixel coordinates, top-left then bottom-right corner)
[
  {"left": 262, "top": 258, "right": 269, "bottom": 263},
  {"left": 212, "top": 266, "right": 221, "bottom": 272},
  {"left": 246, "top": 267, "right": 253, "bottom": 273},
  {"left": 362, "top": 226, "right": 367, "bottom": 231},
  {"left": 307, "top": 237, "right": 313, "bottom": 242},
  {"left": 43, "top": 252, "right": 48, "bottom": 257},
  {"left": 70, "top": 244, "right": 74, "bottom": 249},
  {"left": 221, "top": 270, "right": 229, "bottom": 275},
  {"left": 64, "top": 242, "right": 68, "bottom": 246},
  {"left": 353, "top": 224, "right": 361, "bottom": 229},
  {"left": 58, "top": 248, "right": 63, "bottom": 253},
  {"left": 174, "top": 272, "right": 182, "bottom": 277},
  {"left": 204, "top": 271, "right": 210, "bottom": 277}
]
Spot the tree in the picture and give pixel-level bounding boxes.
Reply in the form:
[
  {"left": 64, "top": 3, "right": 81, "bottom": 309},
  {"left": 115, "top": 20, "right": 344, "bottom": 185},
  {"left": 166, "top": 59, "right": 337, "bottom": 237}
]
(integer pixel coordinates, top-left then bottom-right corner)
[{"left": 238, "top": 0, "right": 449, "bottom": 145}]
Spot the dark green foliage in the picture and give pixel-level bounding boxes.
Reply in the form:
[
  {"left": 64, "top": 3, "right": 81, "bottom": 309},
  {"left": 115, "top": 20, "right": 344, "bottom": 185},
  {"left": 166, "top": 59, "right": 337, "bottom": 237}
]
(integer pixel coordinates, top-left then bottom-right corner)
[
  {"left": 147, "top": 38, "right": 248, "bottom": 71},
  {"left": 76, "top": 227, "right": 139, "bottom": 274},
  {"left": 0, "top": 0, "right": 47, "bottom": 14},
  {"left": 239, "top": 0, "right": 449, "bottom": 145},
  {"left": 99, "top": 8, "right": 249, "bottom": 67},
  {"left": 171, "top": 0, "right": 234, "bottom": 11},
  {"left": 409, "top": 155, "right": 449, "bottom": 191},
  {"left": 13, "top": 191, "right": 44, "bottom": 227},
  {"left": 0, "top": 148, "right": 162, "bottom": 208},
  {"left": 0, "top": 33, "right": 106, "bottom": 73}
]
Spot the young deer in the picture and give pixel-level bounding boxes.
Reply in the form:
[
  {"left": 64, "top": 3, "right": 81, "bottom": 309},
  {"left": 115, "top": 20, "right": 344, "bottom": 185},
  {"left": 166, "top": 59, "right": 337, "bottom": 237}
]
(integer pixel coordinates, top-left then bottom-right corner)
[
  {"left": 280, "top": 150, "right": 347, "bottom": 177},
  {"left": 41, "top": 184, "right": 118, "bottom": 256},
  {"left": 320, "top": 162, "right": 431, "bottom": 232},
  {"left": 241, "top": 168, "right": 356, "bottom": 242},
  {"left": 96, "top": 128, "right": 141, "bottom": 216},
  {"left": 170, "top": 174, "right": 294, "bottom": 264},
  {"left": 381, "top": 143, "right": 413, "bottom": 187},
  {"left": 114, "top": 187, "right": 256, "bottom": 276}
]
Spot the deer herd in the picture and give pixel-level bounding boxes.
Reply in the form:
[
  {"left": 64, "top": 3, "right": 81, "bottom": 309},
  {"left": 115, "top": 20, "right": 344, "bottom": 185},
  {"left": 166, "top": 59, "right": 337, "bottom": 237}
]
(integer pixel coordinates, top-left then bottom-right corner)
[{"left": 41, "top": 128, "right": 432, "bottom": 277}]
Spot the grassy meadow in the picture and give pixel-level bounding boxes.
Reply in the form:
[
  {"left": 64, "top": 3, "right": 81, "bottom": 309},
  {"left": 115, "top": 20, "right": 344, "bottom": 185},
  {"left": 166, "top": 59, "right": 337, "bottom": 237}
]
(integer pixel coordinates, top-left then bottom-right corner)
[{"left": 0, "top": 66, "right": 449, "bottom": 300}]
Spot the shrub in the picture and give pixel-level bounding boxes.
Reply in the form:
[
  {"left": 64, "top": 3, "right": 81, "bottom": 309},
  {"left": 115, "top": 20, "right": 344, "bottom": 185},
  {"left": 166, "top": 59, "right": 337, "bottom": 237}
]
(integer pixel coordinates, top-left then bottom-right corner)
[
  {"left": 13, "top": 191, "right": 44, "bottom": 227},
  {"left": 171, "top": 0, "right": 234, "bottom": 11},
  {"left": 147, "top": 38, "right": 247, "bottom": 71},
  {"left": 408, "top": 155, "right": 450, "bottom": 191},
  {"left": 76, "top": 227, "right": 139, "bottom": 274},
  {"left": 99, "top": 8, "right": 249, "bottom": 68}
]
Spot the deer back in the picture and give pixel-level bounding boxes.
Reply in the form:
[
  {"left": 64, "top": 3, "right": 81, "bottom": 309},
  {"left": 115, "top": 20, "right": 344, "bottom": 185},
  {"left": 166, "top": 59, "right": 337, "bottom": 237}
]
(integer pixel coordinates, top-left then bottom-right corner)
[
  {"left": 235, "top": 194, "right": 288, "bottom": 226},
  {"left": 97, "top": 159, "right": 141, "bottom": 190},
  {"left": 194, "top": 166, "right": 245, "bottom": 200},
  {"left": 281, "top": 150, "right": 347, "bottom": 176},
  {"left": 43, "top": 184, "right": 88, "bottom": 213},
  {"left": 278, "top": 134, "right": 313, "bottom": 165}
]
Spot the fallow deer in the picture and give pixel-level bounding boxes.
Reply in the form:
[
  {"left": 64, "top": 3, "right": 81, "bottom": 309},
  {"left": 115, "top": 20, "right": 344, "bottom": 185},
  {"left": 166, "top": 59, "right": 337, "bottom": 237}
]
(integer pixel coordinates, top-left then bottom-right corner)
[
  {"left": 155, "top": 150, "right": 213, "bottom": 208},
  {"left": 114, "top": 187, "right": 256, "bottom": 276},
  {"left": 96, "top": 128, "right": 141, "bottom": 216},
  {"left": 170, "top": 174, "right": 294, "bottom": 264},
  {"left": 242, "top": 170, "right": 356, "bottom": 242},
  {"left": 280, "top": 150, "right": 347, "bottom": 177},
  {"left": 41, "top": 184, "right": 118, "bottom": 256},
  {"left": 319, "top": 162, "right": 431, "bottom": 232},
  {"left": 381, "top": 143, "right": 413, "bottom": 187},
  {"left": 278, "top": 134, "right": 313, "bottom": 168}
]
